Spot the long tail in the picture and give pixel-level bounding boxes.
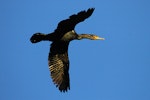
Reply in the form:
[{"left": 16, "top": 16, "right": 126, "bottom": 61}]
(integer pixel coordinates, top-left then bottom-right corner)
[{"left": 30, "top": 33, "right": 46, "bottom": 43}]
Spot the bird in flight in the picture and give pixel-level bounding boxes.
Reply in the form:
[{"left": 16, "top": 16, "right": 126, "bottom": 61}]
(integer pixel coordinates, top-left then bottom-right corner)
[{"left": 30, "top": 8, "right": 104, "bottom": 92}]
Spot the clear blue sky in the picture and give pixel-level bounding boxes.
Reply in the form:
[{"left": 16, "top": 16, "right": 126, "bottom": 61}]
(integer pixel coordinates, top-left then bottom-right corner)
[{"left": 0, "top": 0, "right": 150, "bottom": 100}]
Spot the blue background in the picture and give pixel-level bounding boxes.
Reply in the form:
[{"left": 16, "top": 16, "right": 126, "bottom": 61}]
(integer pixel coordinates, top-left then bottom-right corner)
[{"left": 0, "top": 0, "right": 150, "bottom": 100}]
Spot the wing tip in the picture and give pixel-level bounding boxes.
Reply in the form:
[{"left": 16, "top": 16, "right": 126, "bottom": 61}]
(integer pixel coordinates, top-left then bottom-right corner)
[
  {"left": 87, "top": 7, "right": 95, "bottom": 15},
  {"left": 87, "top": 8, "right": 95, "bottom": 12},
  {"left": 59, "top": 87, "right": 70, "bottom": 93},
  {"left": 88, "top": 7, "right": 95, "bottom": 11}
]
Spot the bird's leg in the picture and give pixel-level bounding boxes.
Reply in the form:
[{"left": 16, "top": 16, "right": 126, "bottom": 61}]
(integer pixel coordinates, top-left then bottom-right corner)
[{"left": 30, "top": 32, "right": 56, "bottom": 43}]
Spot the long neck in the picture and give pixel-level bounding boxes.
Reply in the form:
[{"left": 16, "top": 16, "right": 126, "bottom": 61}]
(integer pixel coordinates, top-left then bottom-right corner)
[{"left": 77, "top": 34, "right": 93, "bottom": 40}]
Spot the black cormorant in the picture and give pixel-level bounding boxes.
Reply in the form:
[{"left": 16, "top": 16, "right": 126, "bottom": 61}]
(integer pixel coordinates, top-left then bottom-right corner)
[{"left": 30, "top": 8, "right": 104, "bottom": 92}]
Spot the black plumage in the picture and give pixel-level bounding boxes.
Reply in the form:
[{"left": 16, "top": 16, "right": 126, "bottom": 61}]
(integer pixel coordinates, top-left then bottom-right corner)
[{"left": 30, "top": 8, "right": 104, "bottom": 92}]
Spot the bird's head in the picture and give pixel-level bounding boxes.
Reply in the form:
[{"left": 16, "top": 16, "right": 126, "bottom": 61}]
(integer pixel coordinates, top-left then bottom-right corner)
[
  {"left": 88, "top": 34, "right": 105, "bottom": 40},
  {"left": 77, "top": 34, "right": 105, "bottom": 40}
]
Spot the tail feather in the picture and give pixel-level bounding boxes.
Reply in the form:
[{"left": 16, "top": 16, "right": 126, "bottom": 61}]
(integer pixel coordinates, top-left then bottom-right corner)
[{"left": 30, "top": 33, "right": 46, "bottom": 43}]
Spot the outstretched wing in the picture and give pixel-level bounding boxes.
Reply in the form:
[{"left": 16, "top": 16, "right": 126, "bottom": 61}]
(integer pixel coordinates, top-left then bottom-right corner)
[
  {"left": 54, "top": 8, "right": 95, "bottom": 35},
  {"left": 48, "top": 41, "right": 70, "bottom": 92}
]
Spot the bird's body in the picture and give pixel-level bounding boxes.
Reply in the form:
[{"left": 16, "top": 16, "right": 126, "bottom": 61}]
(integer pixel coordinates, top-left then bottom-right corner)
[{"left": 30, "top": 8, "right": 104, "bottom": 92}]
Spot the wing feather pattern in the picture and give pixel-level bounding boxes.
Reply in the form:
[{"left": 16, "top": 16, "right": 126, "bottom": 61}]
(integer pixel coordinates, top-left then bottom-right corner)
[{"left": 48, "top": 41, "right": 70, "bottom": 92}]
